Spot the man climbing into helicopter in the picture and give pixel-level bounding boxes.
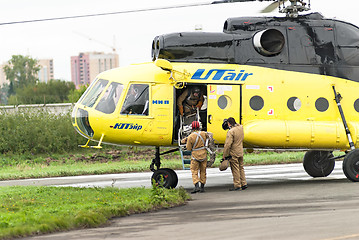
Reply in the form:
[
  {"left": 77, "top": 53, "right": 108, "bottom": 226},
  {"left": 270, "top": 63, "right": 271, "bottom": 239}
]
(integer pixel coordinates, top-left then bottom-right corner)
[
  {"left": 177, "top": 86, "right": 204, "bottom": 117},
  {"left": 181, "top": 120, "right": 208, "bottom": 193}
]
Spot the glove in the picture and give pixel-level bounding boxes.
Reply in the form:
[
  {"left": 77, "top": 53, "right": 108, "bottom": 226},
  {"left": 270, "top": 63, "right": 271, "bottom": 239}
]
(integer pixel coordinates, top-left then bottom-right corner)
[{"left": 196, "top": 101, "right": 203, "bottom": 109}]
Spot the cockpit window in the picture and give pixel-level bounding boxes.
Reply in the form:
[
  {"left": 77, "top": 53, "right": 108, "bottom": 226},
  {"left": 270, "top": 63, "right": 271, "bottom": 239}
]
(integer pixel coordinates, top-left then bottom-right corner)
[
  {"left": 95, "top": 82, "right": 124, "bottom": 114},
  {"left": 121, "top": 84, "right": 149, "bottom": 115},
  {"left": 81, "top": 79, "right": 109, "bottom": 107}
]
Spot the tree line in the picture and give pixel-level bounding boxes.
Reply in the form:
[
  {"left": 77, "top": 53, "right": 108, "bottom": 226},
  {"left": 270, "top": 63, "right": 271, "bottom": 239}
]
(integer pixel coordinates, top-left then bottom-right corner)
[{"left": 1, "top": 55, "right": 87, "bottom": 105}]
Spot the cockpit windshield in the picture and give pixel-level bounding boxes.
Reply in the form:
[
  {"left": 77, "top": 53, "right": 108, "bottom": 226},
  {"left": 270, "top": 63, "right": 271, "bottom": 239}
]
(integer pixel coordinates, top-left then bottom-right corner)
[
  {"left": 95, "top": 82, "right": 124, "bottom": 114},
  {"left": 81, "top": 79, "right": 109, "bottom": 108}
]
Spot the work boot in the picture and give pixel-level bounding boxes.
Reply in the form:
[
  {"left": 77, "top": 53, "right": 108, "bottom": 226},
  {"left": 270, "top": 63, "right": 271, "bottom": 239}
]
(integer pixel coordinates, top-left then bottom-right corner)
[
  {"left": 229, "top": 186, "right": 241, "bottom": 191},
  {"left": 200, "top": 183, "right": 205, "bottom": 193},
  {"left": 191, "top": 182, "right": 200, "bottom": 194}
]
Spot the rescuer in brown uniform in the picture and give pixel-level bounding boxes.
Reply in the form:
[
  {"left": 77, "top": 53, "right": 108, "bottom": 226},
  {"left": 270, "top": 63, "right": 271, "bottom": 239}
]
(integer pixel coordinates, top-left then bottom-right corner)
[
  {"left": 177, "top": 86, "right": 204, "bottom": 116},
  {"left": 181, "top": 121, "right": 208, "bottom": 193},
  {"left": 223, "top": 117, "right": 247, "bottom": 191}
]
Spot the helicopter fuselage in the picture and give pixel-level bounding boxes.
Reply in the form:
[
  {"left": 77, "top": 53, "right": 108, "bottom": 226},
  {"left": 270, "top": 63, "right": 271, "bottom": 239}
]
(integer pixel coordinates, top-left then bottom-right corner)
[
  {"left": 71, "top": 12, "right": 359, "bottom": 183},
  {"left": 71, "top": 60, "right": 359, "bottom": 150}
]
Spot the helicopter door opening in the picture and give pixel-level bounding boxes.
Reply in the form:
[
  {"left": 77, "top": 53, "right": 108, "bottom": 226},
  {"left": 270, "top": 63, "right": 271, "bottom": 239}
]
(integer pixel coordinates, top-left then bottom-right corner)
[
  {"left": 207, "top": 84, "right": 241, "bottom": 143},
  {"left": 175, "top": 84, "right": 207, "bottom": 143}
]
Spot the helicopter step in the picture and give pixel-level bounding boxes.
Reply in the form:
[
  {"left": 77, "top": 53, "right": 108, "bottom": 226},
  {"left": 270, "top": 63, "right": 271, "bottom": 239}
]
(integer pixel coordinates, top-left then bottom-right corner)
[{"left": 179, "top": 148, "right": 191, "bottom": 170}]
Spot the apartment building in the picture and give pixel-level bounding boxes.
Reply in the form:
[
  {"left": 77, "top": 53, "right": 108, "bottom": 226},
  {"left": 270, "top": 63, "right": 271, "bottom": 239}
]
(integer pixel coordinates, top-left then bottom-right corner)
[
  {"left": 37, "top": 59, "right": 54, "bottom": 83},
  {"left": 71, "top": 52, "right": 119, "bottom": 88}
]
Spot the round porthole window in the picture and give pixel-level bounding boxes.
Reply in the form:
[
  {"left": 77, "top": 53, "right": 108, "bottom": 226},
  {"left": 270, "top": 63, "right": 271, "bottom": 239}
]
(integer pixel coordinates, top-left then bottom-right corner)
[
  {"left": 249, "top": 95, "right": 264, "bottom": 111},
  {"left": 287, "top": 97, "right": 302, "bottom": 111},
  {"left": 354, "top": 99, "right": 359, "bottom": 113},
  {"left": 218, "top": 95, "right": 232, "bottom": 110},
  {"left": 315, "top": 97, "right": 329, "bottom": 112}
]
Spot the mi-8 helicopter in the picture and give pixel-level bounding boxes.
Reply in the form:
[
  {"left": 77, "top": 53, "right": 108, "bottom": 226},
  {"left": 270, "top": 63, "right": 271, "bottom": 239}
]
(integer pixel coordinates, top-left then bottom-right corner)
[{"left": 72, "top": 0, "right": 359, "bottom": 188}]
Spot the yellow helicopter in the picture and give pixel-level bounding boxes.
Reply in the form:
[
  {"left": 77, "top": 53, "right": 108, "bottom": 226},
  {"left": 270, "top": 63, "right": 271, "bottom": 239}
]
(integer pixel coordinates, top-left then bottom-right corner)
[{"left": 72, "top": 0, "right": 359, "bottom": 188}]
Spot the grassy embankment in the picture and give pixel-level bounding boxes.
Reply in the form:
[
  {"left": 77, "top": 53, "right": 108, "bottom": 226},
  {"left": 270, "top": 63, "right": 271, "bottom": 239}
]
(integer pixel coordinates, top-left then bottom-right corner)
[
  {"left": 0, "top": 147, "right": 307, "bottom": 180},
  {"left": 0, "top": 185, "right": 189, "bottom": 239}
]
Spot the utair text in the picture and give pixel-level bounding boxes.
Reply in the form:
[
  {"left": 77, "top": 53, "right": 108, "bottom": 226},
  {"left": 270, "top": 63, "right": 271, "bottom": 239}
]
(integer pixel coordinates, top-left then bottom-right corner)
[{"left": 191, "top": 69, "right": 253, "bottom": 81}]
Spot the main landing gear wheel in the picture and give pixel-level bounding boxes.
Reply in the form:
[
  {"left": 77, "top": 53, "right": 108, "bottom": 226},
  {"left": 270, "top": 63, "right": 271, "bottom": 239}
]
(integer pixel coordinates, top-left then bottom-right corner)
[
  {"left": 151, "top": 168, "right": 178, "bottom": 189},
  {"left": 303, "top": 150, "right": 335, "bottom": 177},
  {"left": 343, "top": 149, "right": 359, "bottom": 182}
]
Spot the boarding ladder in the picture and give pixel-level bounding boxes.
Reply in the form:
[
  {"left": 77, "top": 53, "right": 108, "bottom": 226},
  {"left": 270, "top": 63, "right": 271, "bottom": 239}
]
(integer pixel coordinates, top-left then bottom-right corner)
[
  {"left": 178, "top": 109, "right": 202, "bottom": 170},
  {"left": 179, "top": 148, "right": 192, "bottom": 170}
]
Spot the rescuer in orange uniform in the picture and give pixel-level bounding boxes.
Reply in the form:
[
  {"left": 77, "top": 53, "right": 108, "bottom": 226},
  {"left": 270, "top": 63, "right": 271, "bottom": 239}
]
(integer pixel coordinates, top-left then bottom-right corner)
[{"left": 181, "top": 121, "right": 208, "bottom": 193}]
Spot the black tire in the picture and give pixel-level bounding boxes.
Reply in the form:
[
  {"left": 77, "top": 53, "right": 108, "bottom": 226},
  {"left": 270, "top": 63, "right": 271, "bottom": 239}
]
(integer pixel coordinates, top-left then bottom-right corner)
[
  {"left": 151, "top": 168, "right": 178, "bottom": 189},
  {"left": 163, "top": 168, "right": 178, "bottom": 188},
  {"left": 343, "top": 149, "right": 359, "bottom": 182},
  {"left": 303, "top": 150, "right": 335, "bottom": 177}
]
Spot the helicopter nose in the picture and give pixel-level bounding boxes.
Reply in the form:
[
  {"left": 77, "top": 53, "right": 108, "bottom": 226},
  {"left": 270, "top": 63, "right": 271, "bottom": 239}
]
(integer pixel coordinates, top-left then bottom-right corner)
[{"left": 71, "top": 107, "right": 94, "bottom": 138}]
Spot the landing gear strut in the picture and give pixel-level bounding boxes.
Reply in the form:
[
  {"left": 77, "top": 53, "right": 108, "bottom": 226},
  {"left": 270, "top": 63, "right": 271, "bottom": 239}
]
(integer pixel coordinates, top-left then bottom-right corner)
[
  {"left": 332, "top": 86, "right": 359, "bottom": 182},
  {"left": 150, "top": 147, "right": 179, "bottom": 188}
]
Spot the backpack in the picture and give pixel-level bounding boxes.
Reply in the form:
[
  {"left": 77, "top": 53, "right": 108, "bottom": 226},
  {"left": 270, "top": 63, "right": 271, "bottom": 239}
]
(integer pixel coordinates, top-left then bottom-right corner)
[{"left": 192, "top": 131, "right": 217, "bottom": 166}]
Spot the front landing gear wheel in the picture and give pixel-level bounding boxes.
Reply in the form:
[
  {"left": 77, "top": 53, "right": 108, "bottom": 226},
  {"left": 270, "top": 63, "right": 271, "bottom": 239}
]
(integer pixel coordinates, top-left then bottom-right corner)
[
  {"left": 151, "top": 168, "right": 178, "bottom": 189},
  {"left": 343, "top": 149, "right": 359, "bottom": 182},
  {"left": 303, "top": 150, "right": 335, "bottom": 177}
]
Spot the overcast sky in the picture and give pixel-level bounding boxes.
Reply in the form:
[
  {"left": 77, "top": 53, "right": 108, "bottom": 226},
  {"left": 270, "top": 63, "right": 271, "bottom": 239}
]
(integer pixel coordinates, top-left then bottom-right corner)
[{"left": 0, "top": 0, "right": 358, "bottom": 81}]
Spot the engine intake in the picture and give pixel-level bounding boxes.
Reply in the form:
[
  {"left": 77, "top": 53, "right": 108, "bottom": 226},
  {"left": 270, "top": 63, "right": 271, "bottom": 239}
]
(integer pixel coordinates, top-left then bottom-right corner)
[{"left": 253, "top": 29, "right": 285, "bottom": 56}]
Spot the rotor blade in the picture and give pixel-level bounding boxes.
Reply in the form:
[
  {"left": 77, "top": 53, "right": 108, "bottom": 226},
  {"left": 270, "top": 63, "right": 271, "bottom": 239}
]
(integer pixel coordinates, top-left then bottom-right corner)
[
  {"left": 212, "top": 0, "right": 255, "bottom": 3},
  {"left": 260, "top": 0, "right": 288, "bottom": 13},
  {"left": 0, "top": 0, "right": 277, "bottom": 26},
  {"left": 211, "top": 0, "right": 282, "bottom": 13},
  {"left": 212, "top": 0, "right": 276, "bottom": 3},
  {"left": 261, "top": 1, "right": 280, "bottom": 13}
]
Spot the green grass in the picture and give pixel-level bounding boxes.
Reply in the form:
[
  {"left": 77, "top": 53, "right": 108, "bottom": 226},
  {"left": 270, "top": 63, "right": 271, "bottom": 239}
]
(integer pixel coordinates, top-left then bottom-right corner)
[
  {"left": 0, "top": 160, "right": 180, "bottom": 180},
  {"left": 0, "top": 148, "right": 308, "bottom": 180},
  {"left": 0, "top": 185, "right": 190, "bottom": 239},
  {"left": 243, "top": 150, "right": 307, "bottom": 165},
  {"left": 0, "top": 147, "right": 181, "bottom": 180}
]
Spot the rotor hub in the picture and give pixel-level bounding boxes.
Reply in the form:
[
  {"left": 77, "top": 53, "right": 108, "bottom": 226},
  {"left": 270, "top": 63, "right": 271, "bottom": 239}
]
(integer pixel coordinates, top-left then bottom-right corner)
[{"left": 278, "top": 0, "right": 311, "bottom": 18}]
